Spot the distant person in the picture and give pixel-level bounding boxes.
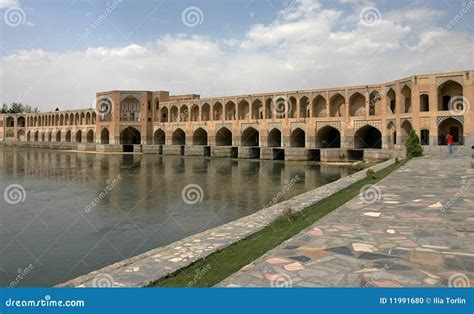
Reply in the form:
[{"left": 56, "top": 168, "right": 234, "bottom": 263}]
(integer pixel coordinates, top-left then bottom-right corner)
[{"left": 446, "top": 132, "right": 454, "bottom": 154}]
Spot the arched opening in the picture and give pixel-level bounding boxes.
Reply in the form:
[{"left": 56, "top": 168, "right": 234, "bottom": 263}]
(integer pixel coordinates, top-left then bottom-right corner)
[
  {"left": 180, "top": 105, "right": 189, "bottom": 122},
  {"left": 238, "top": 100, "right": 250, "bottom": 120},
  {"left": 420, "top": 94, "right": 430, "bottom": 112},
  {"left": 268, "top": 128, "right": 281, "bottom": 147},
  {"left": 26, "top": 131, "right": 31, "bottom": 141},
  {"left": 48, "top": 131, "right": 52, "bottom": 142},
  {"left": 438, "top": 80, "right": 463, "bottom": 111},
  {"left": 86, "top": 130, "right": 94, "bottom": 143},
  {"left": 241, "top": 127, "right": 259, "bottom": 146},
  {"left": 265, "top": 99, "right": 273, "bottom": 119},
  {"left": 401, "top": 86, "right": 412, "bottom": 113},
  {"left": 34, "top": 131, "right": 39, "bottom": 142},
  {"left": 201, "top": 103, "right": 210, "bottom": 121},
  {"left": 251, "top": 99, "right": 263, "bottom": 119},
  {"left": 76, "top": 130, "right": 82, "bottom": 143},
  {"left": 172, "top": 128, "right": 186, "bottom": 145},
  {"left": 65, "top": 130, "right": 71, "bottom": 142},
  {"left": 216, "top": 127, "right": 232, "bottom": 146},
  {"left": 160, "top": 107, "right": 169, "bottom": 122},
  {"left": 56, "top": 130, "right": 61, "bottom": 142},
  {"left": 420, "top": 129, "right": 430, "bottom": 145},
  {"left": 193, "top": 128, "right": 208, "bottom": 145},
  {"left": 329, "top": 94, "right": 345, "bottom": 117},
  {"left": 80, "top": 113, "right": 85, "bottom": 125},
  {"left": 86, "top": 112, "right": 91, "bottom": 124},
  {"left": 92, "top": 112, "right": 96, "bottom": 124},
  {"left": 17, "top": 116, "right": 25, "bottom": 127},
  {"left": 288, "top": 97, "right": 297, "bottom": 118},
  {"left": 315, "top": 126, "right": 341, "bottom": 148},
  {"left": 225, "top": 101, "right": 236, "bottom": 120},
  {"left": 170, "top": 106, "right": 178, "bottom": 122},
  {"left": 369, "top": 91, "right": 381, "bottom": 116},
  {"left": 438, "top": 118, "right": 463, "bottom": 145},
  {"left": 313, "top": 95, "right": 328, "bottom": 118},
  {"left": 349, "top": 92, "right": 366, "bottom": 116},
  {"left": 354, "top": 125, "right": 382, "bottom": 149},
  {"left": 154, "top": 129, "right": 165, "bottom": 145},
  {"left": 290, "top": 128, "right": 305, "bottom": 147},
  {"left": 16, "top": 129, "right": 25, "bottom": 141},
  {"left": 101, "top": 128, "right": 109, "bottom": 144},
  {"left": 190, "top": 105, "right": 199, "bottom": 121},
  {"left": 401, "top": 120, "right": 413, "bottom": 143},
  {"left": 6, "top": 116, "right": 14, "bottom": 127},
  {"left": 387, "top": 121, "right": 397, "bottom": 145},
  {"left": 386, "top": 88, "right": 396, "bottom": 114},
  {"left": 120, "top": 127, "right": 140, "bottom": 144},
  {"left": 41, "top": 132, "right": 45, "bottom": 142},
  {"left": 300, "top": 96, "right": 309, "bottom": 118},
  {"left": 213, "top": 102, "right": 223, "bottom": 120}
]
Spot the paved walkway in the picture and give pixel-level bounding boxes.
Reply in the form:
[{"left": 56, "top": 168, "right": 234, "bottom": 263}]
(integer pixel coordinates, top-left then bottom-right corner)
[{"left": 218, "top": 154, "right": 474, "bottom": 287}]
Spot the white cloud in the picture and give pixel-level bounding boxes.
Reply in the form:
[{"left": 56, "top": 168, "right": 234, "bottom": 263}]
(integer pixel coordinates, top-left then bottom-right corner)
[
  {"left": 0, "top": 0, "right": 473, "bottom": 111},
  {"left": 0, "top": 0, "right": 18, "bottom": 9}
]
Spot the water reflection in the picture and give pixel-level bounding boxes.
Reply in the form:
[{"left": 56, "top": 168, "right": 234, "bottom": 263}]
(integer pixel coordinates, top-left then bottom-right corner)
[{"left": 0, "top": 147, "right": 355, "bottom": 286}]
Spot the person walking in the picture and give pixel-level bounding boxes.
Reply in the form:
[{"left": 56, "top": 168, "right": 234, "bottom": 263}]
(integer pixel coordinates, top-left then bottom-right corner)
[{"left": 446, "top": 132, "right": 454, "bottom": 154}]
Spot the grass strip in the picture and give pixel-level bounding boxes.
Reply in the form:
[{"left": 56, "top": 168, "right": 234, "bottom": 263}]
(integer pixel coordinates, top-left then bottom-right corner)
[{"left": 151, "top": 158, "right": 408, "bottom": 287}]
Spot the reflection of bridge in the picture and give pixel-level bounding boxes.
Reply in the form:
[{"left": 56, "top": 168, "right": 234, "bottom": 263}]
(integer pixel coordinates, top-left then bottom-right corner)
[{"left": 1, "top": 70, "right": 473, "bottom": 161}]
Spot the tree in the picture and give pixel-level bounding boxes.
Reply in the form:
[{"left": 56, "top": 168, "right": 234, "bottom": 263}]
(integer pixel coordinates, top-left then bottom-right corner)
[
  {"left": 0, "top": 103, "right": 39, "bottom": 113},
  {"left": 405, "top": 129, "right": 423, "bottom": 157}
]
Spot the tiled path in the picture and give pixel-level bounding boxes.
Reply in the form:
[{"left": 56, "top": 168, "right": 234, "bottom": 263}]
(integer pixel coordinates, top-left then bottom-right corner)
[{"left": 218, "top": 154, "right": 474, "bottom": 287}]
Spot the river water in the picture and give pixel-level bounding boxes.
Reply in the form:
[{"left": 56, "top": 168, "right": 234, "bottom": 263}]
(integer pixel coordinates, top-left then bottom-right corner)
[{"left": 0, "top": 146, "right": 357, "bottom": 286}]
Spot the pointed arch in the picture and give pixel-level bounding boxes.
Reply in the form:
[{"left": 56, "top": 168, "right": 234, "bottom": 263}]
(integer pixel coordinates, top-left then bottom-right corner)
[
  {"left": 154, "top": 129, "right": 166, "bottom": 145},
  {"left": 315, "top": 126, "right": 341, "bottom": 148},
  {"left": 101, "top": 128, "right": 110, "bottom": 144},
  {"left": 329, "top": 94, "right": 345, "bottom": 117},
  {"left": 268, "top": 128, "right": 282, "bottom": 147},
  {"left": 349, "top": 92, "right": 366, "bottom": 116},
  {"left": 193, "top": 128, "right": 208, "bottom": 145},
  {"left": 241, "top": 127, "right": 259, "bottom": 146},
  {"left": 216, "top": 127, "right": 232, "bottom": 146},
  {"left": 290, "top": 128, "right": 305, "bottom": 147},
  {"left": 354, "top": 125, "right": 382, "bottom": 149},
  {"left": 172, "top": 128, "right": 186, "bottom": 145}
]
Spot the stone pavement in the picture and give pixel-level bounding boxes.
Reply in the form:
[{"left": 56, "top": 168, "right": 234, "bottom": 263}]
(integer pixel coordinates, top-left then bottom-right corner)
[{"left": 218, "top": 154, "right": 474, "bottom": 287}]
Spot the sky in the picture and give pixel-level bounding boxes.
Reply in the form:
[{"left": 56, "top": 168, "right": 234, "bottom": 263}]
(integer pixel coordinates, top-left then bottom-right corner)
[{"left": 0, "top": 0, "right": 473, "bottom": 111}]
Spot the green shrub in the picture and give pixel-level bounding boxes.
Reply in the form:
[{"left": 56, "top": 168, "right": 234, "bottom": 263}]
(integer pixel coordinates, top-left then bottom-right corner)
[
  {"left": 405, "top": 129, "right": 423, "bottom": 157},
  {"left": 366, "top": 169, "right": 377, "bottom": 179}
]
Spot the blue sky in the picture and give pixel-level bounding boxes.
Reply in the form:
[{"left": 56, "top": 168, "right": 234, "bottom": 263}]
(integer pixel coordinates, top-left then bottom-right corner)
[{"left": 0, "top": 0, "right": 473, "bottom": 110}]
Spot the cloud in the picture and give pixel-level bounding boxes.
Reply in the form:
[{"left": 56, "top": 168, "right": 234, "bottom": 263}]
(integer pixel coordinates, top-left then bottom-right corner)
[
  {"left": 0, "top": 0, "right": 473, "bottom": 111},
  {"left": 0, "top": 0, "right": 18, "bottom": 9}
]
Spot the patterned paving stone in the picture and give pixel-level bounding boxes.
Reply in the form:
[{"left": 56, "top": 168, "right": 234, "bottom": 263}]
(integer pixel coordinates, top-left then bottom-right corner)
[{"left": 218, "top": 154, "right": 474, "bottom": 287}]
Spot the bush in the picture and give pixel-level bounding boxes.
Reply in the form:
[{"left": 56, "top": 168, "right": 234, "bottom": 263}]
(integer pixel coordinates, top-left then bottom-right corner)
[
  {"left": 405, "top": 129, "right": 423, "bottom": 157},
  {"left": 366, "top": 169, "right": 377, "bottom": 179},
  {"left": 280, "top": 207, "right": 297, "bottom": 222}
]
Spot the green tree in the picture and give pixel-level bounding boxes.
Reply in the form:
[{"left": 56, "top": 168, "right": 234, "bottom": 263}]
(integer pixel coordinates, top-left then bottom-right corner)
[
  {"left": 405, "top": 129, "right": 423, "bottom": 157},
  {"left": 0, "top": 103, "right": 39, "bottom": 113}
]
